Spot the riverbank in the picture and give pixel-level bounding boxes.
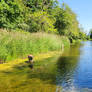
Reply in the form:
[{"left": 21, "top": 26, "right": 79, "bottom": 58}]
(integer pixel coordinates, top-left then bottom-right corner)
[
  {"left": 0, "top": 51, "right": 62, "bottom": 71},
  {"left": 0, "top": 29, "right": 70, "bottom": 62}
]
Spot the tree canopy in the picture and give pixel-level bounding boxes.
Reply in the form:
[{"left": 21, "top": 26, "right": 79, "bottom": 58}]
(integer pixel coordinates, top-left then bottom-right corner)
[
  {"left": 89, "top": 29, "right": 92, "bottom": 39},
  {"left": 0, "top": 0, "right": 87, "bottom": 40}
]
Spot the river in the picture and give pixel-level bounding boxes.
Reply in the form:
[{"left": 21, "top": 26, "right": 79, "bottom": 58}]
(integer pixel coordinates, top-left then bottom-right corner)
[
  {"left": 56, "top": 41, "right": 92, "bottom": 92},
  {"left": 0, "top": 41, "right": 92, "bottom": 92}
]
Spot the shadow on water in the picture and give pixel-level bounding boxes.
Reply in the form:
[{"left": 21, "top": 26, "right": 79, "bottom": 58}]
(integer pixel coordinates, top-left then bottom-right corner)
[
  {"left": 56, "top": 43, "right": 81, "bottom": 92},
  {"left": 56, "top": 56, "right": 79, "bottom": 91}
]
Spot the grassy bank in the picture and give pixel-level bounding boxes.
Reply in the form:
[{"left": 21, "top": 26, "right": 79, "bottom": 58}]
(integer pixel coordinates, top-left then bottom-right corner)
[{"left": 0, "top": 29, "right": 70, "bottom": 62}]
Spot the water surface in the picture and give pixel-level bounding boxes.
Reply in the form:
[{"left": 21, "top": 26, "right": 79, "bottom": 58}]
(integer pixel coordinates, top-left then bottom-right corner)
[{"left": 56, "top": 41, "right": 92, "bottom": 92}]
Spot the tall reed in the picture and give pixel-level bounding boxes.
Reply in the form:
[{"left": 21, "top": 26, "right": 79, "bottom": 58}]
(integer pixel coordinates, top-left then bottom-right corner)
[{"left": 0, "top": 29, "right": 70, "bottom": 62}]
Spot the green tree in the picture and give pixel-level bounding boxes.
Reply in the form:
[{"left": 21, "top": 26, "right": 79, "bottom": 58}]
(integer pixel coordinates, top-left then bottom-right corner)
[
  {"left": 54, "top": 4, "right": 79, "bottom": 39},
  {"left": 0, "top": 0, "right": 25, "bottom": 29},
  {"left": 23, "top": 0, "right": 58, "bottom": 12},
  {"left": 79, "top": 31, "right": 87, "bottom": 40},
  {"left": 89, "top": 29, "right": 92, "bottom": 39},
  {"left": 27, "top": 11, "right": 56, "bottom": 33}
]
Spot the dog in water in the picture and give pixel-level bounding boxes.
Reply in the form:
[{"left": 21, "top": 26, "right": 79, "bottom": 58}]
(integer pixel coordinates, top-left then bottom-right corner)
[{"left": 28, "top": 55, "right": 34, "bottom": 69}]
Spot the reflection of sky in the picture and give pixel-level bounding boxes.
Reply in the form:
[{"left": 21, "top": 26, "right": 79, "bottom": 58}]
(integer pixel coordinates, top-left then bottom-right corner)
[
  {"left": 74, "top": 41, "right": 92, "bottom": 89},
  {"left": 57, "top": 41, "right": 92, "bottom": 92},
  {"left": 58, "top": 0, "right": 92, "bottom": 33}
]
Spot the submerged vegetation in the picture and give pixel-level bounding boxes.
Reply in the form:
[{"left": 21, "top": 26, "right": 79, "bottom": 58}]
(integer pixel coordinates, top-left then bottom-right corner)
[{"left": 0, "top": 52, "right": 61, "bottom": 92}]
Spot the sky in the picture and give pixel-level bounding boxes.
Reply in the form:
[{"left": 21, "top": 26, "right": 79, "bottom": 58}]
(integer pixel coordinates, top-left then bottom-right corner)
[{"left": 58, "top": 0, "right": 92, "bottom": 33}]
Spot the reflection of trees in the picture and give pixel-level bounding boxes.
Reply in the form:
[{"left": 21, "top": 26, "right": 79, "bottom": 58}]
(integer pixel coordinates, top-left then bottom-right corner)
[
  {"left": 56, "top": 56, "right": 78, "bottom": 85},
  {"left": 56, "top": 44, "right": 81, "bottom": 88},
  {"left": 63, "top": 43, "right": 81, "bottom": 57}
]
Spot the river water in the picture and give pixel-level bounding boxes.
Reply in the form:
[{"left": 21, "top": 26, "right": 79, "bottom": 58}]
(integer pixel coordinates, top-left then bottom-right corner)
[
  {"left": 56, "top": 41, "right": 92, "bottom": 92},
  {"left": 0, "top": 41, "right": 92, "bottom": 92}
]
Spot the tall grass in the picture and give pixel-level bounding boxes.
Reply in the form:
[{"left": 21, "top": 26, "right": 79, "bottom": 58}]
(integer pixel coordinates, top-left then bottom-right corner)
[{"left": 0, "top": 29, "right": 70, "bottom": 62}]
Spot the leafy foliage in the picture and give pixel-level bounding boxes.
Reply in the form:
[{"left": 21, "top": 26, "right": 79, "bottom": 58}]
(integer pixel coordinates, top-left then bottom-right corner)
[
  {"left": 89, "top": 29, "right": 92, "bottom": 39},
  {"left": 0, "top": 0, "right": 24, "bottom": 29},
  {"left": 54, "top": 4, "right": 79, "bottom": 39},
  {"left": 0, "top": 0, "right": 87, "bottom": 40},
  {"left": 79, "top": 31, "right": 87, "bottom": 40},
  {"left": 23, "top": 0, "right": 58, "bottom": 12},
  {"left": 27, "top": 11, "right": 56, "bottom": 33}
]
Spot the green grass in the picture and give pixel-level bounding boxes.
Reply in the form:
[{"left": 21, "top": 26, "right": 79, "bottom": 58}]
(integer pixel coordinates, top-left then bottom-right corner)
[{"left": 0, "top": 29, "right": 70, "bottom": 62}]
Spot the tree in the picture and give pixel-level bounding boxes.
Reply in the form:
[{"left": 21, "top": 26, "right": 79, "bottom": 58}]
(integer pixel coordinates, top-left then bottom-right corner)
[
  {"left": 89, "top": 29, "right": 92, "bottom": 39},
  {"left": 0, "top": 0, "right": 25, "bottom": 29},
  {"left": 23, "top": 0, "right": 58, "bottom": 12},
  {"left": 27, "top": 11, "right": 56, "bottom": 33},
  {"left": 54, "top": 3, "right": 79, "bottom": 39}
]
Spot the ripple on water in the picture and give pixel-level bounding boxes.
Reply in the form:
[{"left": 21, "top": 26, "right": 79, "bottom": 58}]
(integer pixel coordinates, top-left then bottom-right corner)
[{"left": 56, "top": 41, "right": 92, "bottom": 92}]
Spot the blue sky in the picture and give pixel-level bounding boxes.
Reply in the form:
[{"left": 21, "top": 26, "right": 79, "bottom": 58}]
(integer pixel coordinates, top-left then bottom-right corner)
[{"left": 58, "top": 0, "right": 92, "bottom": 33}]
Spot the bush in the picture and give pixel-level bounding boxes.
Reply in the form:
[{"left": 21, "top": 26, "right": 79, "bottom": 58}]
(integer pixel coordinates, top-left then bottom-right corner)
[
  {"left": 27, "top": 11, "right": 56, "bottom": 33},
  {"left": 0, "top": 0, "right": 24, "bottom": 29}
]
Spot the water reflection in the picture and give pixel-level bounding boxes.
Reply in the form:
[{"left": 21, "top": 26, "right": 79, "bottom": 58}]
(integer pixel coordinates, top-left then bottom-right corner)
[
  {"left": 56, "top": 56, "right": 79, "bottom": 91},
  {"left": 56, "top": 41, "right": 92, "bottom": 92},
  {"left": 56, "top": 43, "right": 81, "bottom": 92}
]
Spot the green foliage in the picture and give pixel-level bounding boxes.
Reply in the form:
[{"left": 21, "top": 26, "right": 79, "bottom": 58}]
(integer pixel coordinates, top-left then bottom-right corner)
[
  {"left": 24, "top": 0, "right": 58, "bottom": 12},
  {"left": 55, "top": 8, "right": 72, "bottom": 34},
  {"left": 27, "top": 11, "right": 56, "bottom": 33},
  {"left": 89, "top": 29, "right": 92, "bottom": 39},
  {"left": 0, "top": 0, "right": 24, "bottom": 29},
  {"left": 0, "top": 30, "right": 70, "bottom": 62},
  {"left": 0, "top": 46, "right": 8, "bottom": 62},
  {"left": 78, "top": 26, "right": 88, "bottom": 40},
  {"left": 79, "top": 31, "right": 87, "bottom": 40},
  {"left": 54, "top": 4, "right": 79, "bottom": 39}
]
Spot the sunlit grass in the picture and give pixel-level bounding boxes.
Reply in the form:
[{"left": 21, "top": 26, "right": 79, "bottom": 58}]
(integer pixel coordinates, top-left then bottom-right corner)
[{"left": 0, "top": 29, "right": 70, "bottom": 62}]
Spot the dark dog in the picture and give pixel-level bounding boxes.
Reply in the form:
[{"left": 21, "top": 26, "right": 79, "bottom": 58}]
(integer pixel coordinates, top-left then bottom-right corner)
[{"left": 28, "top": 55, "right": 34, "bottom": 69}]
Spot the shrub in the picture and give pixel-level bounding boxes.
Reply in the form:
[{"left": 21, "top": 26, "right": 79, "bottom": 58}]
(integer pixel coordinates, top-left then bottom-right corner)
[{"left": 27, "top": 11, "right": 57, "bottom": 33}]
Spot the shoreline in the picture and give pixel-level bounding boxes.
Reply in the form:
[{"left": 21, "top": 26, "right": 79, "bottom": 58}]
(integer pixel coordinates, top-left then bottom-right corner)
[{"left": 0, "top": 51, "right": 63, "bottom": 71}]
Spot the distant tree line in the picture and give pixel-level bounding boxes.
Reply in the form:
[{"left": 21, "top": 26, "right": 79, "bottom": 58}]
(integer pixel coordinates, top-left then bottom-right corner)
[{"left": 89, "top": 29, "right": 92, "bottom": 39}]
